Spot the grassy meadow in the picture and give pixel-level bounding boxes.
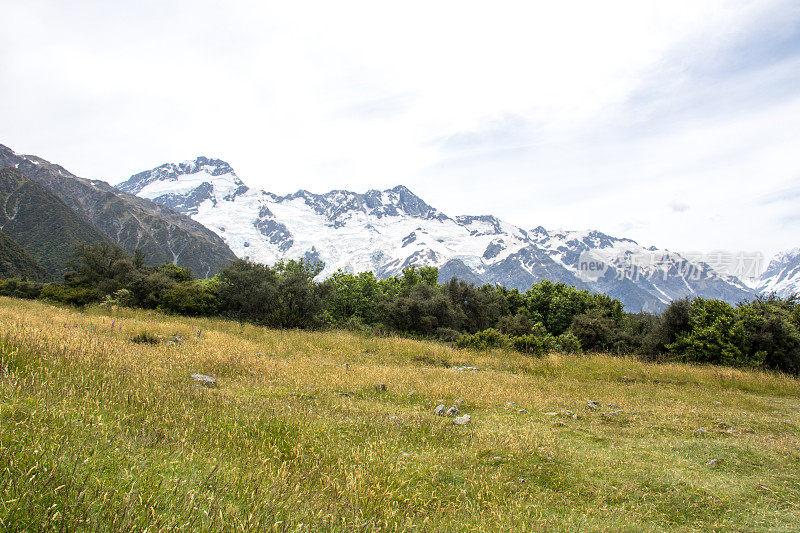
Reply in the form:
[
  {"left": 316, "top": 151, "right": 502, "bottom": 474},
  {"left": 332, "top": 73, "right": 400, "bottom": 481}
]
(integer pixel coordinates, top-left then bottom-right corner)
[{"left": 1, "top": 296, "right": 799, "bottom": 531}]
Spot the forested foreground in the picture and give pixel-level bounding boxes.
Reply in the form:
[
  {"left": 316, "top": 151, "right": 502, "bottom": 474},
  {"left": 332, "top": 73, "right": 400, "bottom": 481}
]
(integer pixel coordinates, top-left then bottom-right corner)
[{"left": 2, "top": 242, "right": 799, "bottom": 375}]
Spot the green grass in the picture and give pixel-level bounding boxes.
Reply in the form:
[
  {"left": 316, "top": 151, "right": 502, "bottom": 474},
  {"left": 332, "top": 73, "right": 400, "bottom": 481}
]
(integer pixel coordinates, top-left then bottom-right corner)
[{"left": 1, "top": 296, "right": 799, "bottom": 531}]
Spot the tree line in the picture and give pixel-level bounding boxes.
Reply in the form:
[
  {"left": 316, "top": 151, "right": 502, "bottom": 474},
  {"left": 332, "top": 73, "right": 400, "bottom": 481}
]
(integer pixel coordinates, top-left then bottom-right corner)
[{"left": 1, "top": 242, "right": 798, "bottom": 375}]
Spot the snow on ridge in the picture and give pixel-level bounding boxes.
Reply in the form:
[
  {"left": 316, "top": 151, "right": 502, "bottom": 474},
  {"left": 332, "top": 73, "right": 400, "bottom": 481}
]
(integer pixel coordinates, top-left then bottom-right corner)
[
  {"left": 117, "top": 156, "right": 762, "bottom": 310},
  {"left": 756, "top": 248, "right": 800, "bottom": 297}
]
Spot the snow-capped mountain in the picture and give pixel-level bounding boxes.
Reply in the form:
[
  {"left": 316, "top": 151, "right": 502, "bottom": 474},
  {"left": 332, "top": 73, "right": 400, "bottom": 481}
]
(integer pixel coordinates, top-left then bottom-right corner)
[
  {"left": 757, "top": 249, "right": 800, "bottom": 298},
  {"left": 118, "top": 157, "right": 757, "bottom": 312}
]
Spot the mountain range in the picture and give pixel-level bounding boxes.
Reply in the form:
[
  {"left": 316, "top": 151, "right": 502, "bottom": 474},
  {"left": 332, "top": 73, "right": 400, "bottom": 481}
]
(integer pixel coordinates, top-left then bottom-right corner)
[
  {"left": 2, "top": 143, "right": 796, "bottom": 311},
  {"left": 117, "top": 156, "right": 797, "bottom": 311}
]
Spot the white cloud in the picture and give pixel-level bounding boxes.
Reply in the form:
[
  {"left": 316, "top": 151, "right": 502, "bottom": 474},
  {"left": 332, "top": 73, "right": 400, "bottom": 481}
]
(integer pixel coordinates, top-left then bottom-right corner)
[{"left": 1, "top": 0, "right": 799, "bottom": 260}]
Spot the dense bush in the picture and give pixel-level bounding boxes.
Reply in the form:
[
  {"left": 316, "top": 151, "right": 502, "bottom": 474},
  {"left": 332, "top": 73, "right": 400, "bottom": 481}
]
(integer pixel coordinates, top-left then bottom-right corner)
[
  {"left": 65, "top": 242, "right": 138, "bottom": 295},
  {"left": 569, "top": 310, "right": 617, "bottom": 352},
  {"left": 456, "top": 328, "right": 509, "bottom": 350},
  {"left": 6, "top": 242, "right": 799, "bottom": 375},
  {"left": 40, "top": 283, "right": 103, "bottom": 306},
  {"left": 456, "top": 324, "right": 582, "bottom": 357},
  {"left": 0, "top": 278, "right": 43, "bottom": 299},
  {"left": 216, "top": 259, "right": 280, "bottom": 324},
  {"left": 159, "top": 280, "right": 220, "bottom": 317},
  {"left": 216, "top": 258, "right": 326, "bottom": 327}
]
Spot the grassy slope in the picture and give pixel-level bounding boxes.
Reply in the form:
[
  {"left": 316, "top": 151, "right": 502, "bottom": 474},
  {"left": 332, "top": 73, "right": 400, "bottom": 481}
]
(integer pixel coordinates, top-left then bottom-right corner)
[{"left": 1, "top": 297, "right": 798, "bottom": 532}]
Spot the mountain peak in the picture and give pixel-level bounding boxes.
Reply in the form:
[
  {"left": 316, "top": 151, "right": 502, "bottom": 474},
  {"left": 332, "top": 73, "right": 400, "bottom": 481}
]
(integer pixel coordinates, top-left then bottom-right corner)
[
  {"left": 117, "top": 156, "right": 247, "bottom": 214},
  {"left": 389, "top": 184, "right": 413, "bottom": 194},
  {"left": 119, "top": 156, "right": 240, "bottom": 193},
  {"left": 382, "top": 185, "right": 439, "bottom": 219}
]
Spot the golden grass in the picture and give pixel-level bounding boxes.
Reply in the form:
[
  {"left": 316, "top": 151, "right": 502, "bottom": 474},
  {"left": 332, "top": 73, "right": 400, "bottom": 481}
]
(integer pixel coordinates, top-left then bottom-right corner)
[{"left": 1, "top": 296, "right": 799, "bottom": 531}]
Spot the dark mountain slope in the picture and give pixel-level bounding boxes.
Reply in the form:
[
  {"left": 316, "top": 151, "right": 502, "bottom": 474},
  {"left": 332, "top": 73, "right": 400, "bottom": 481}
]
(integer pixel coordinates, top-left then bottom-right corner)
[
  {"left": 0, "top": 227, "right": 49, "bottom": 280},
  {"left": 0, "top": 144, "right": 236, "bottom": 277},
  {"left": 0, "top": 167, "right": 109, "bottom": 278}
]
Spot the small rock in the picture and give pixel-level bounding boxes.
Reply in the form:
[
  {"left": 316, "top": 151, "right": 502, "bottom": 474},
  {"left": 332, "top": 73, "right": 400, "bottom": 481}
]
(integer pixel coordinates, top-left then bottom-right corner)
[
  {"left": 707, "top": 458, "right": 720, "bottom": 467},
  {"left": 407, "top": 391, "right": 415, "bottom": 398},
  {"left": 453, "top": 414, "right": 471, "bottom": 425},
  {"left": 544, "top": 412, "right": 559, "bottom": 416},
  {"left": 455, "top": 398, "right": 463, "bottom": 404},
  {"left": 586, "top": 400, "right": 600, "bottom": 411},
  {"left": 716, "top": 421, "right": 730, "bottom": 429},
  {"left": 450, "top": 366, "right": 478, "bottom": 372},
  {"left": 191, "top": 373, "right": 217, "bottom": 388},
  {"left": 375, "top": 383, "right": 387, "bottom": 392},
  {"left": 434, "top": 404, "right": 446, "bottom": 416},
  {"left": 725, "top": 428, "right": 738, "bottom": 435},
  {"left": 694, "top": 428, "right": 707, "bottom": 436},
  {"left": 517, "top": 408, "right": 528, "bottom": 414},
  {"left": 342, "top": 363, "right": 349, "bottom": 371},
  {"left": 712, "top": 401, "right": 721, "bottom": 405},
  {"left": 446, "top": 405, "right": 461, "bottom": 417}
]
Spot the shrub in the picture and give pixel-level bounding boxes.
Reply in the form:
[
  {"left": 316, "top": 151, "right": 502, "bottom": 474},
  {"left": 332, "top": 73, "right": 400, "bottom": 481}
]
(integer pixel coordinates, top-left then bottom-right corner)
[
  {"left": 456, "top": 328, "right": 510, "bottom": 350},
  {"left": 65, "top": 242, "right": 137, "bottom": 295},
  {"left": 130, "top": 331, "right": 161, "bottom": 345},
  {"left": 570, "top": 310, "right": 616, "bottom": 352},
  {"left": 217, "top": 259, "right": 279, "bottom": 324},
  {"left": 40, "top": 283, "right": 103, "bottom": 307},
  {"left": 159, "top": 281, "right": 220, "bottom": 317},
  {"left": 642, "top": 298, "right": 691, "bottom": 355},
  {"left": 0, "top": 278, "right": 43, "bottom": 299},
  {"left": 510, "top": 333, "right": 553, "bottom": 356},
  {"left": 102, "top": 288, "right": 134, "bottom": 307},
  {"left": 436, "top": 327, "right": 462, "bottom": 343},
  {"left": 340, "top": 315, "right": 371, "bottom": 332},
  {"left": 737, "top": 296, "right": 800, "bottom": 375},
  {"left": 668, "top": 299, "right": 751, "bottom": 368},
  {"left": 497, "top": 313, "right": 534, "bottom": 336},
  {"left": 556, "top": 332, "right": 582, "bottom": 354}
]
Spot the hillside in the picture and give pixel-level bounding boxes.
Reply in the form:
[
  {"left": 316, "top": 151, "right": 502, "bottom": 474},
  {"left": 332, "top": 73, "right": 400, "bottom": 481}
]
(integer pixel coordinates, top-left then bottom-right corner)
[
  {"left": 0, "top": 144, "right": 237, "bottom": 277},
  {"left": 118, "top": 157, "right": 756, "bottom": 312},
  {"left": 0, "top": 228, "right": 48, "bottom": 280},
  {"left": 0, "top": 167, "right": 109, "bottom": 278},
  {"left": 1, "top": 297, "right": 798, "bottom": 531}
]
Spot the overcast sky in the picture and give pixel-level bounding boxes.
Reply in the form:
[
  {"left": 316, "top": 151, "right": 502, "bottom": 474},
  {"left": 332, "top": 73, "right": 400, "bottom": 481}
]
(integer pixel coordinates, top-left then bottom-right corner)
[{"left": 2, "top": 1, "right": 799, "bottom": 260}]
